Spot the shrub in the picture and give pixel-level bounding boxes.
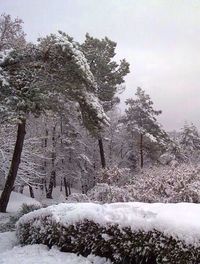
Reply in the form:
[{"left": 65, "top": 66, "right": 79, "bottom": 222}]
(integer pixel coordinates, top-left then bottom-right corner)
[
  {"left": 96, "top": 167, "right": 131, "bottom": 187},
  {"left": 16, "top": 203, "right": 200, "bottom": 264},
  {"left": 0, "top": 203, "right": 41, "bottom": 232},
  {"left": 88, "top": 183, "right": 134, "bottom": 203},
  {"left": 67, "top": 193, "right": 91, "bottom": 203},
  {"left": 130, "top": 164, "right": 200, "bottom": 203},
  {"left": 91, "top": 164, "right": 200, "bottom": 204}
]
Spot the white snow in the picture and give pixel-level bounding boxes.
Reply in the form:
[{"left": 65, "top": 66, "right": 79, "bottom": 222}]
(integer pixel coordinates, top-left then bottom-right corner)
[
  {"left": 0, "top": 191, "right": 41, "bottom": 213},
  {"left": 17, "top": 202, "right": 200, "bottom": 246},
  {"left": 55, "top": 33, "right": 96, "bottom": 86},
  {"left": 0, "top": 232, "right": 111, "bottom": 264},
  {"left": 0, "top": 232, "right": 17, "bottom": 253}
]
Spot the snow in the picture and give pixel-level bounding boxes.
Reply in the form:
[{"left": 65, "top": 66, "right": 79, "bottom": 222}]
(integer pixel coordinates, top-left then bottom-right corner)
[
  {"left": 0, "top": 232, "right": 17, "bottom": 253},
  {"left": 17, "top": 202, "right": 200, "bottom": 246},
  {"left": 0, "top": 232, "right": 111, "bottom": 264},
  {"left": 0, "top": 191, "right": 41, "bottom": 213},
  {"left": 55, "top": 33, "right": 95, "bottom": 87},
  {"left": 22, "top": 186, "right": 81, "bottom": 206},
  {"left": 83, "top": 92, "right": 110, "bottom": 126}
]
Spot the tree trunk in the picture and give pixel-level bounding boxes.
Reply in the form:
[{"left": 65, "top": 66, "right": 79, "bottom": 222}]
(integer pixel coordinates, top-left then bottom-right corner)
[
  {"left": 29, "top": 185, "right": 34, "bottom": 198},
  {"left": 64, "top": 177, "right": 69, "bottom": 198},
  {"left": 0, "top": 120, "right": 26, "bottom": 212},
  {"left": 98, "top": 138, "right": 106, "bottom": 169},
  {"left": 46, "top": 171, "right": 55, "bottom": 199},
  {"left": 19, "top": 185, "right": 24, "bottom": 194},
  {"left": 140, "top": 133, "right": 144, "bottom": 168},
  {"left": 46, "top": 125, "right": 56, "bottom": 199}
]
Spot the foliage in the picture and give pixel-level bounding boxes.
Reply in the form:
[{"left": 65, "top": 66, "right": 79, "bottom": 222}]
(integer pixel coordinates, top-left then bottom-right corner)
[
  {"left": 0, "top": 203, "right": 41, "bottom": 232},
  {"left": 95, "top": 167, "right": 131, "bottom": 187},
  {"left": 123, "top": 87, "right": 169, "bottom": 165},
  {"left": 67, "top": 193, "right": 91, "bottom": 203},
  {"left": 81, "top": 33, "right": 129, "bottom": 107},
  {"left": 129, "top": 164, "right": 200, "bottom": 203},
  {"left": 88, "top": 183, "right": 133, "bottom": 203},
  {"left": 179, "top": 122, "right": 200, "bottom": 162},
  {"left": 0, "top": 13, "right": 26, "bottom": 51},
  {"left": 17, "top": 212, "right": 200, "bottom": 264}
]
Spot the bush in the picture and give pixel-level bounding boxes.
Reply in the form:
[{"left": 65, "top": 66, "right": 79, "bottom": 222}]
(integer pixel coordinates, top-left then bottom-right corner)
[
  {"left": 67, "top": 193, "right": 91, "bottom": 203},
  {"left": 0, "top": 203, "right": 41, "bottom": 232},
  {"left": 88, "top": 183, "right": 134, "bottom": 203},
  {"left": 96, "top": 167, "right": 131, "bottom": 187},
  {"left": 90, "top": 164, "right": 200, "bottom": 204},
  {"left": 130, "top": 164, "right": 200, "bottom": 203},
  {"left": 16, "top": 203, "right": 200, "bottom": 264}
]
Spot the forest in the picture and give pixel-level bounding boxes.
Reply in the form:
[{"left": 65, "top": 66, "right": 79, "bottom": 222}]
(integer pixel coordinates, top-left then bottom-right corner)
[{"left": 1, "top": 12, "right": 200, "bottom": 264}]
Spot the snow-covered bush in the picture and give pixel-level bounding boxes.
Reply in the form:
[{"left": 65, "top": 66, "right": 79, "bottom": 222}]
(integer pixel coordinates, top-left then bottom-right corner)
[
  {"left": 88, "top": 183, "right": 133, "bottom": 203},
  {"left": 130, "top": 164, "right": 200, "bottom": 203},
  {"left": 159, "top": 153, "right": 175, "bottom": 165},
  {"left": 0, "top": 203, "right": 41, "bottom": 232},
  {"left": 16, "top": 203, "right": 200, "bottom": 264},
  {"left": 96, "top": 167, "right": 131, "bottom": 187},
  {"left": 89, "top": 164, "right": 200, "bottom": 204},
  {"left": 67, "top": 193, "right": 91, "bottom": 203}
]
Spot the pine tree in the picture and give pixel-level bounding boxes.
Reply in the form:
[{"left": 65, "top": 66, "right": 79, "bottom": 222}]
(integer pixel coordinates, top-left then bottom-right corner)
[
  {"left": 81, "top": 34, "right": 129, "bottom": 168},
  {"left": 0, "top": 31, "right": 108, "bottom": 212},
  {"left": 179, "top": 122, "right": 200, "bottom": 162},
  {"left": 124, "top": 87, "right": 168, "bottom": 168}
]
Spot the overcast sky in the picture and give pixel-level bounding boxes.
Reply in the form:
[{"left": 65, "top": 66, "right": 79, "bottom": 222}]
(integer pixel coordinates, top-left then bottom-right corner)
[{"left": 1, "top": 0, "right": 200, "bottom": 130}]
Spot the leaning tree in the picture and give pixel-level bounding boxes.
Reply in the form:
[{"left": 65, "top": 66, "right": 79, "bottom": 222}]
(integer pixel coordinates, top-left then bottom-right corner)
[{"left": 81, "top": 34, "right": 129, "bottom": 168}]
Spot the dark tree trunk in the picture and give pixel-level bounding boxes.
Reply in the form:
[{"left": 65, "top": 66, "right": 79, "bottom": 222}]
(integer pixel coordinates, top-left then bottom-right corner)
[
  {"left": 46, "top": 125, "right": 56, "bottom": 199},
  {"left": 64, "top": 177, "right": 69, "bottom": 198},
  {"left": 19, "top": 185, "right": 24, "bottom": 194},
  {"left": 46, "top": 171, "right": 55, "bottom": 199},
  {"left": 68, "top": 183, "right": 71, "bottom": 195},
  {"left": 29, "top": 185, "right": 34, "bottom": 198},
  {"left": 0, "top": 120, "right": 26, "bottom": 212},
  {"left": 98, "top": 138, "right": 106, "bottom": 169},
  {"left": 140, "top": 133, "right": 144, "bottom": 168},
  {"left": 44, "top": 179, "right": 48, "bottom": 194},
  {"left": 60, "top": 178, "right": 63, "bottom": 192}
]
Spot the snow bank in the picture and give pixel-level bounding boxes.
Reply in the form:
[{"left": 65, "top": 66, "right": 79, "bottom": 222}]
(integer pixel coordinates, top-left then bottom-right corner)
[
  {"left": 0, "top": 232, "right": 17, "bottom": 254},
  {"left": 0, "top": 231, "right": 111, "bottom": 264},
  {"left": 0, "top": 191, "right": 41, "bottom": 213},
  {"left": 17, "top": 202, "right": 200, "bottom": 246},
  {"left": 0, "top": 244, "right": 111, "bottom": 264}
]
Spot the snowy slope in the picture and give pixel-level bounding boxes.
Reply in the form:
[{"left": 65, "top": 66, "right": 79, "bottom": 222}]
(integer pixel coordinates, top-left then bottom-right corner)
[
  {"left": 0, "top": 191, "right": 41, "bottom": 213},
  {"left": 18, "top": 202, "right": 200, "bottom": 246}
]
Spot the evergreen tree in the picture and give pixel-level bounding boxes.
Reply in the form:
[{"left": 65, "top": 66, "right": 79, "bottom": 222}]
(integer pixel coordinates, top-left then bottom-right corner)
[
  {"left": 124, "top": 87, "right": 168, "bottom": 168},
  {"left": 179, "top": 122, "right": 200, "bottom": 162},
  {"left": 81, "top": 34, "right": 129, "bottom": 168},
  {"left": 0, "top": 31, "right": 108, "bottom": 212}
]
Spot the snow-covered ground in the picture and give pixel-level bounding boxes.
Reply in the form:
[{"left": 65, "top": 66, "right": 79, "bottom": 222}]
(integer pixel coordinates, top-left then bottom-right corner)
[
  {"left": 0, "top": 232, "right": 111, "bottom": 264},
  {"left": 22, "top": 186, "right": 80, "bottom": 206},
  {"left": 0, "top": 191, "right": 41, "bottom": 232},
  {"left": 0, "top": 191, "right": 41, "bottom": 213},
  {"left": 0, "top": 192, "right": 111, "bottom": 264}
]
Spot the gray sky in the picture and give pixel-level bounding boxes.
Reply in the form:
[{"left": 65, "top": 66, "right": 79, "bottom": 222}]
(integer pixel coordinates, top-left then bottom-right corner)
[{"left": 1, "top": 0, "right": 200, "bottom": 130}]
